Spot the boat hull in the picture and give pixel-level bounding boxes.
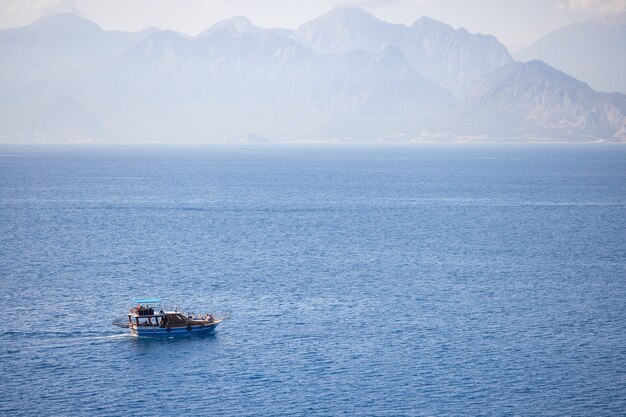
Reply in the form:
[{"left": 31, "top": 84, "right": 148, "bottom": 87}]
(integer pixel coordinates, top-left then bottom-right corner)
[{"left": 130, "top": 322, "right": 220, "bottom": 338}]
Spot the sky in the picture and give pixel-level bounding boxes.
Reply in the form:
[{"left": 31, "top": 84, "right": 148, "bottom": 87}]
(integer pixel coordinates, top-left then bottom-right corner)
[{"left": 0, "top": 0, "right": 625, "bottom": 51}]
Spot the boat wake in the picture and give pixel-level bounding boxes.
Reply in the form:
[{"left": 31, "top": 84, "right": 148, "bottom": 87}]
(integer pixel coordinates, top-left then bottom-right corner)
[
  {"left": 0, "top": 331, "right": 136, "bottom": 355},
  {"left": 81, "top": 333, "right": 134, "bottom": 341},
  {"left": 45, "top": 333, "right": 132, "bottom": 347}
]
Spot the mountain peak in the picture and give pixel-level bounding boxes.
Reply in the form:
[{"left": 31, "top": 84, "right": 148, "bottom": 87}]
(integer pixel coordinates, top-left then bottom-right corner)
[
  {"left": 412, "top": 15, "right": 472, "bottom": 37},
  {"left": 469, "top": 60, "right": 625, "bottom": 140},
  {"left": 306, "top": 5, "right": 398, "bottom": 29},
  {"left": 413, "top": 16, "right": 443, "bottom": 26},
  {"left": 470, "top": 59, "right": 595, "bottom": 104},
  {"left": 523, "top": 59, "right": 593, "bottom": 90},
  {"left": 294, "top": 6, "right": 405, "bottom": 54},
  {"left": 29, "top": 12, "right": 102, "bottom": 34},
  {"left": 198, "top": 16, "right": 265, "bottom": 38}
]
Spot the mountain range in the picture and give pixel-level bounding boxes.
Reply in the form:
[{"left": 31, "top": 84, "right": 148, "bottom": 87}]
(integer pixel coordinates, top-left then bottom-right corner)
[{"left": 0, "top": 7, "right": 624, "bottom": 143}]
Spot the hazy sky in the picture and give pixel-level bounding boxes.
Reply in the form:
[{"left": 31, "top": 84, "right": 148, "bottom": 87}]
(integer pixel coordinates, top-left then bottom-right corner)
[{"left": 1, "top": 0, "right": 625, "bottom": 50}]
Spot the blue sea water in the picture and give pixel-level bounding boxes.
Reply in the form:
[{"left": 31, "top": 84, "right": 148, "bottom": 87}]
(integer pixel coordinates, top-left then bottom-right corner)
[{"left": 0, "top": 144, "right": 625, "bottom": 416}]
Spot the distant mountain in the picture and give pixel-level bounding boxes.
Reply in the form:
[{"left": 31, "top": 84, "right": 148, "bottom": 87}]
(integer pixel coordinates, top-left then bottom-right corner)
[
  {"left": 0, "top": 10, "right": 623, "bottom": 143},
  {"left": 403, "top": 17, "right": 512, "bottom": 97},
  {"left": 96, "top": 29, "right": 453, "bottom": 141},
  {"left": 197, "top": 16, "right": 293, "bottom": 38},
  {"left": 0, "top": 13, "right": 156, "bottom": 82},
  {"left": 0, "top": 13, "right": 155, "bottom": 142},
  {"left": 466, "top": 60, "right": 626, "bottom": 141},
  {"left": 198, "top": 16, "right": 266, "bottom": 37},
  {"left": 294, "top": 6, "right": 405, "bottom": 54},
  {"left": 97, "top": 30, "right": 318, "bottom": 140},
  {"left": 294, "top": 7, "right": 513, "bottom": 96},
  {"left": 516, "top": 12, "right": 626, "bottom": 94}
]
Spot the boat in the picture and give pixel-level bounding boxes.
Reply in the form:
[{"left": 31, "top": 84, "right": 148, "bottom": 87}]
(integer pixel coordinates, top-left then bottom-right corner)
[{"left": 113, "top": 298, "right": 224, "bottom": 337}]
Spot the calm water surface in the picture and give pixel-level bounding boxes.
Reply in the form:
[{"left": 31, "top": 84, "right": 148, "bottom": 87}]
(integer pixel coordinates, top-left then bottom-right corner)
[{"left": 0, "top": 144, "right": 625, "bottom": 416}]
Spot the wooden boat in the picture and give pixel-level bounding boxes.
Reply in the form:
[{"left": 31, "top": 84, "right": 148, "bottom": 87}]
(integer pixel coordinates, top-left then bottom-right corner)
[{"left": 113, "top": 298, "right": 223, "bottom": 337}]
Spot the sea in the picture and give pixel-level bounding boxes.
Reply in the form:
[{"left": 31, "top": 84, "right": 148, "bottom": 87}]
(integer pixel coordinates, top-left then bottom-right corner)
[{"left": 0, "top": 144, "right": 624, "bottom": 416}]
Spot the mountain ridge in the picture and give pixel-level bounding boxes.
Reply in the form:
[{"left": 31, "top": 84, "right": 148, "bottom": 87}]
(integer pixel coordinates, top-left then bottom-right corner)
[
  {"left": 293, "top": 7, "right": 513, "bottom": 96},
  {"left": 0, "top": 9, "right": 623, "bottom": 143},
  {"left": 467, "top": 60, "right": 625, "bottom": 140}
]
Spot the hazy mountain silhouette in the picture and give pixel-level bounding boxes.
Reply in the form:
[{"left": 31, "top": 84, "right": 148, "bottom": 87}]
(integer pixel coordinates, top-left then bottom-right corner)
[
  {"left": 0, "top": 9, "right": 624, "bottom": 143},
  {"left": 198, "top": 16, "right": 294, "bottom": 38},
  {"left": 516, "top": 12, "right": 626, "bottom": 94},
  {"left": 465, "top": 61, "right": 626, "bottom": 140},
  {"left": 294, "top": 7, "right": 513, "bottom": 96},
  {"left": 97, "top": 29, "right": 453, "bottom": 141}
]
